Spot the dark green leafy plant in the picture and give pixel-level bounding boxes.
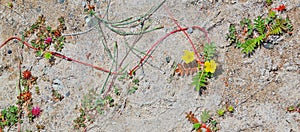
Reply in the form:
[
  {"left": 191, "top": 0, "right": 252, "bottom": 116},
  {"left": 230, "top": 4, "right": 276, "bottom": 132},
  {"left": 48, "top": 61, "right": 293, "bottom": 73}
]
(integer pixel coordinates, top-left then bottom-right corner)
[
  {"left": 73, "top": 108, "right": 87, "bottom": 129},
  {"left": 265, "top": 0, "right": 273, "bottom": 6},
  {"left": 0, "top": 105, "right": 19, "bottom": 129},
  {"left": 200, "top": 110, "right": 210, "bottom": 123},
  {"left": 191, "top": 42, "right": 216, "bottom": 93},
  {"left": 203, "top": 42, "right": 217, "bottom": 61},
  {"left": 254, "top": 16, "right": 266, "bottom": 35},
  {"left": 217, "top": 105, "right": 235, "bottom": 117},
  {"left": 227, "top": 4, "right": 293, "bottom": 55},
  {"left": 240, "top": 34, "right": 265, "bottom": 54},
  {"left": 192, "top": 71, "right": 208, "bottom": 92}
]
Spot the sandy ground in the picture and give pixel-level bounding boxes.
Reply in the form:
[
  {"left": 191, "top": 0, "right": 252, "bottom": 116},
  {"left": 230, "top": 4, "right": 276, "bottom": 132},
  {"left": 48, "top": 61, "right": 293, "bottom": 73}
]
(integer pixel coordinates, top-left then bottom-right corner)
[{"left": 0, "top": 0, "right": 299, "bottom": 132}]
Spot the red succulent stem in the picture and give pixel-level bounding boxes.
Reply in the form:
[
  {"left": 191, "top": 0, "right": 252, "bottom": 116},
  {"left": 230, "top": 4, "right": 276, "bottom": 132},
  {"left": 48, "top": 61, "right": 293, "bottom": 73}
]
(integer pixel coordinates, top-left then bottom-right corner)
[
  {"left": 129, "top": 27, "right": 188, "bottom": 75},
  {"left": 129, "top": 7, "right": 211, "bottom": 75},
  {"left": 0, "top": 36, "right": 118, "bottom": 74}
]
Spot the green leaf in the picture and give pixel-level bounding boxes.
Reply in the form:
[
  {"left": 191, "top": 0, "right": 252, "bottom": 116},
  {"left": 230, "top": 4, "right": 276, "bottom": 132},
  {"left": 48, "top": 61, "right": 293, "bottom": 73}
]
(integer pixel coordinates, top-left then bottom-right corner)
[
  {"left": 217, "top": 109, "right": 225, "bottom": 116},
  {"left": 285, "top": 17, "right": 293, "bottom": 32},
  {"left": 203, "top": 42, "right": 216, "bottom": 61},
  {"left": 132, "top": 78, "right": 140, "bottom": 85},
  {"left": 269, "top": 18, "right": 286, "bottom": 35},
  {"left": 36, "top": 50, "right": 43, "bottom": 57},
  {"left": 193, "top": 123, "right": 201, "bottom": 130},
  {"left": 200, "top": 110, "right": 210, "bottom": 123},
  {"left": 266, "top": 0, "right": 273, "bottom": 6},
  {"left": 46, "top": 26, "right": 52, "bottom": 31},
  {"left": 44, "top": 52, "right": 52, "bottom": 59},
  {"left": 254, "top": 16, "right": 266, "bottom": 35},
  {"left": 228, "top": 105, "right": 234, "bottom": 112},
  {"left": 128, "top": 86, "right": 138, "bottom": 94},
  {"left": 268, "top": 10, "right": 276, "bottom": 18},
  {"left": 241, "top": 34, "right": 265, "bottom": 54},
  {"left": 192, "top": 71, "right": 208, "bottom": 91}
]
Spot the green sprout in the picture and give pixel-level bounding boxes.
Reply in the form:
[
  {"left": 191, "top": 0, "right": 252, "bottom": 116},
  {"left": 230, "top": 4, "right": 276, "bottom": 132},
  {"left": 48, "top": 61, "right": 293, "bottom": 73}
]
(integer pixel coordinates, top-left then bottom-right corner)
[
  {"left": 217, "top": 109, "right": 225, "bottom": 116},
  {"left": 227, "top": 105, "right": 234, "bottom": 113},
  {"left": 44, "top": 52, "right": 52, "bottom": 59},
  {"left": 200, "top": 110, "right": 211, "bottom": 123}
]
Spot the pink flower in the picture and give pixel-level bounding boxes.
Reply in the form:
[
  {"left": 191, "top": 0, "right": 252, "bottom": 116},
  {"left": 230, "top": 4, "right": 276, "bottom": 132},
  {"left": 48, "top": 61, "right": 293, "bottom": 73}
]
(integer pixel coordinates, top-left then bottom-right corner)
[
  {"left": 31, "top": 106, "right": 41, "bottom": 117},
  {"left": 44, "top": 37, "right": 52, "bottom": 44}
]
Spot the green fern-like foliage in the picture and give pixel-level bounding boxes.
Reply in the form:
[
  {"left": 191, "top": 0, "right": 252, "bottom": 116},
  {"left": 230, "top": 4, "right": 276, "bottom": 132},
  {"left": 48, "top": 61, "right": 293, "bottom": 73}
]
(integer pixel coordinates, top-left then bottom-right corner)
[
  {"left": 192, "top": 71, "right": 208, "bottom": 91},
  {"left": 226, "top": 24, "right": 237, "bottom": 44},
  {"left": 285, "top": 17, "right": 293, "bottom": 32},
  {"left": 241, "top": 34, "right": 265, "bottom": 54},
  {"left": 203, "top": 43, "right": 216, "bottom": 61},
  {"left": 254, "top": 16, "right": 266, "bottom": 35},
  {"left": 268, "top": 18, "right": 286, "bottom": 35},
  {"left": 240, "top": 18, "right": 253, "bottom": 36}
]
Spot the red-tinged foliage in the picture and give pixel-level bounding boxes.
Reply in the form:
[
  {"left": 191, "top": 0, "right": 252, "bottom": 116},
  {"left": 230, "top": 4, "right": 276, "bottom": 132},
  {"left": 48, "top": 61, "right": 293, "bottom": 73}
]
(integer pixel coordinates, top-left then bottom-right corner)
[
  {"left": 272, "top": 4, "right": 286, "bottom": 12},
  {"left": 22, "top": 70, "right": 32, "bottom": 80},
  {"left": 17, "top": 91, "right": 32, "bottom": 102},
  {"left": 185, "top": 111, "right": 199, "bottom": 124}
]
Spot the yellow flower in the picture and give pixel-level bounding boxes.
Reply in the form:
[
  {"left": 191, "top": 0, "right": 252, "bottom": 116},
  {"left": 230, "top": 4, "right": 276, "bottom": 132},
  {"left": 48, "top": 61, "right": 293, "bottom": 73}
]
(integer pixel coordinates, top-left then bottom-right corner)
[
  {"left": 182, "top": 50, "right": 195, "bottom": 64},
  {"left": 204, "top": 60, "right": 217, "bottom": 73}
]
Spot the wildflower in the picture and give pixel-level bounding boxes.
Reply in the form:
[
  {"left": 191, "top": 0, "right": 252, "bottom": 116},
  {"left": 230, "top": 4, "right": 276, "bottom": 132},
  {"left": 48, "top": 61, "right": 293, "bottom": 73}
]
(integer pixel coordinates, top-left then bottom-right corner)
[
  {"left": 204, "top": 60, "right": 217, "bottom": 73},
  {"left": 44, "top": 37, "right": 52, "bottom": 44},
  {"left": 31, "top": 106, "right": 41, "bottom": 117},
  {"left": 182, "top": 50, "right": 195, "bottom": 64}
]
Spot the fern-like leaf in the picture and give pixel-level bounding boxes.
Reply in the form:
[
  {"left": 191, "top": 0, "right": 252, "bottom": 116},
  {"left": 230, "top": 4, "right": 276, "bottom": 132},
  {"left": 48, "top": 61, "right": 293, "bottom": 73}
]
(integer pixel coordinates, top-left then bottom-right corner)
[
  {"left": 254, "top": 16, "right": 266, "bottom": 35},
  {"left": 241, "top": 34, "right": 265, "bottom": 54},
  {"left": 203, "top": 43, "right": 216, "bottom": 61},
  {"left": 226, "top": 24, "right": 237, "bottom": 44},
  {"left": 269, "top": 18, "right": 286, "bottom": 35},
  {"left": 192, "top": 71, "right": 208, "bottom": 91},
  {"left": 200, "top": 110, "right": 211, "bottom": 123}
]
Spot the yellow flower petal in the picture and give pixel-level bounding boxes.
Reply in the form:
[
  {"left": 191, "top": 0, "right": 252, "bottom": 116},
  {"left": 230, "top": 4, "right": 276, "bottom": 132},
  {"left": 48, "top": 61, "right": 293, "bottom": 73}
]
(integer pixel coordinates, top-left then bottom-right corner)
[
  {"left": 204, "top": 60, "right": 217, "bottom": 73},
  {"left": 182, "top": 50, "right": 195, "bottom": 64}
]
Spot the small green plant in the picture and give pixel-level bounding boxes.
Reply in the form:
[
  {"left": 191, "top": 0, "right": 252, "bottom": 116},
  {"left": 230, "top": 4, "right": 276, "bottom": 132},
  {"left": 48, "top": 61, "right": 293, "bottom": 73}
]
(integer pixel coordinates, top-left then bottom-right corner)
[
  {"left": 0, "top": 105, "right": 19, "bottom": 129},
  {"left": 265, "top": 0, "right": 273, "bottom": 6},
  {"left": 191, "top": 42, "right": 217, "bottom": 94},
  {"left": 226, "top": 3, "right": 293, "bottom": 55},
  {"left": 74, "top": 89, "right": 117, "bottom": 129},
  {"left": 216, "top": 109, "right": 225, "bottom": 116},
  {"left": 286, "top": 103, "right": 300, "bottom": 113},
  {"left": 24, "top": 15, "right": 66, "bottom": 57},
  {"left": 73, "top": 108, "right": 87, "bottom": 129},
  {"left": 44, "top": 52, "right": 52, "bottom": 59},
  {"left": 185, "top": 110, "right": 219, "bottom": 132},
  {"left": 128, "top": 78, "right": 140, "bottom": 94},
  {"left": 217, "top": 104, "right": 235, "bottom": 117},
  {"left": 128, "top": 86, "right": 138, "bottom": 94},
  {"left": 7, "top": 2, "right": 13, "bottom": 8}
]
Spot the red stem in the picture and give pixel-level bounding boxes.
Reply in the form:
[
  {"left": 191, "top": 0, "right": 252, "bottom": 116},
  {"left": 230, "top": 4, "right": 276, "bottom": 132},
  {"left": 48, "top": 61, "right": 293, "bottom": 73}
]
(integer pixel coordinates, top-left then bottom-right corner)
[
  {"left": 163, "top": 6, "right": 201, "bottom": 60},
  {"left": 129, "top": 7, "right": 211, "bottom": 75},
  {"left": 0, "top": 36, "right": 118, "bottom": 74},
  {"left": 129, "top": 27, "right": 188, "bottom": 75}
]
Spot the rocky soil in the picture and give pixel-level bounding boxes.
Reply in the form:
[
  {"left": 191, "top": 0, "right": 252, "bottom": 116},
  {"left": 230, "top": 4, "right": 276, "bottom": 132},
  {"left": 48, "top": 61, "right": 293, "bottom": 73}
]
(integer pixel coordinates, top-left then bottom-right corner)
[{"left": 0, "top": 0, "right": 299, "bottom": 132}]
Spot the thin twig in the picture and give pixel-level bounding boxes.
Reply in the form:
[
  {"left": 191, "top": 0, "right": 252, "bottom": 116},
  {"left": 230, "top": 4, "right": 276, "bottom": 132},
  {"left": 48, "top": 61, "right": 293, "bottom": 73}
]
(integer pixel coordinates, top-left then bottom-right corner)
[{"left": 62, "top": 26, "right": 96, "bottom": 36}]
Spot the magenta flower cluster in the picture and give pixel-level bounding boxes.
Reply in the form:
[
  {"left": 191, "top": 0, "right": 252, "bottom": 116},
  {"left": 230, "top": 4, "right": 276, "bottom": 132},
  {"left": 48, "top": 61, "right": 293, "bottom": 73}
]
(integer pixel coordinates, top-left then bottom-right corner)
[
  {"left": 44, "top": 37, "right": 52, "bottom": 44},
  {"left": 31, "top": 106, "right": 41, "bottom": 117}
]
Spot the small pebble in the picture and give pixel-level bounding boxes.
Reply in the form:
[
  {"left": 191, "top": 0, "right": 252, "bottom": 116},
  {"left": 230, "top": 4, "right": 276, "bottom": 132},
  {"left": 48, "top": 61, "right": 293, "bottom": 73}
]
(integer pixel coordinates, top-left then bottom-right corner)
[
  {"left": 166, "top": 56, "right": 171, "bottom": 63},
  {"left": 262, "top": 42, "right": 274, "bottom": 49},
  {"left": 58, "top": 0, "right": 65, "bottom": 4},
  {"left": 8, "top": 50, "right": 12, "bottom": 54},
  {"left": 187, "top": 27, "right": 193, "bottom": 34},
  {"left": 65, "top": 91, "right": 70, "bottom": 97},
  {"left": 82, "top": 1, "right": 87, "bottom": 7},
  {"left": 36, "top": 6, "right": 41, "bottom": 12}
]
